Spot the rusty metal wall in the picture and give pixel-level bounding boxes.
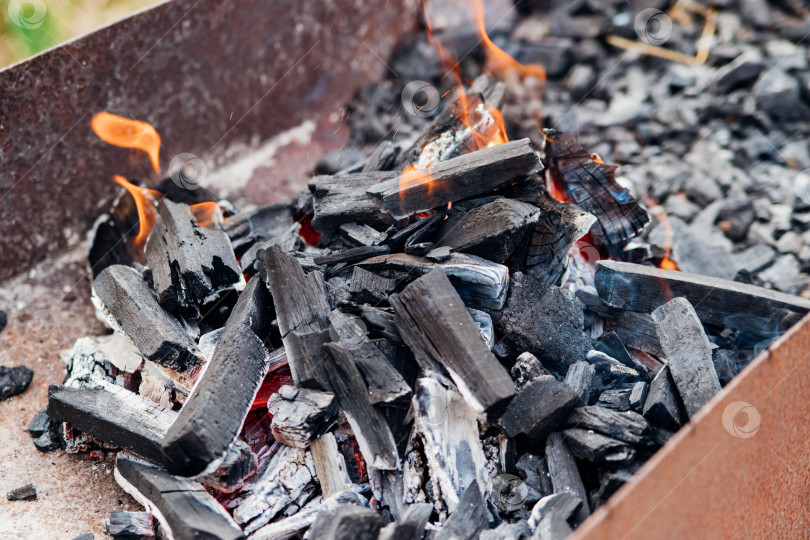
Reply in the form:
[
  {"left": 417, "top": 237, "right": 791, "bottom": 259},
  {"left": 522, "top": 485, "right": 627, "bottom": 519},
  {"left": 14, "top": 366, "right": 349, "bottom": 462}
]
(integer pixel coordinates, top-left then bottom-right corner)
[
  {"left": 0, "top": 0, "right": 416, "bottom": 282},
  {"left": 574, "top": 313, "right": 810, "bottom": 539}
]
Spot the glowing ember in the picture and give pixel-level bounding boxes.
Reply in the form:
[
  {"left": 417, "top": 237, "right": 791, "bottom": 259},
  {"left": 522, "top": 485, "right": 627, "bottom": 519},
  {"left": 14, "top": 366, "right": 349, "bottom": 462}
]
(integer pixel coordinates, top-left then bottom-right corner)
[
  {"left": 251, "top": 368, "right": 294, "bottom": 412},
  {"left": 113, "top": 175, "right": 162, "bottom": 250},
  {"left": 644, "top": 196, "right": 679, "bottom": 271},
  {"left": 91, "top": 112, "right": 162, "bottom": 173}
]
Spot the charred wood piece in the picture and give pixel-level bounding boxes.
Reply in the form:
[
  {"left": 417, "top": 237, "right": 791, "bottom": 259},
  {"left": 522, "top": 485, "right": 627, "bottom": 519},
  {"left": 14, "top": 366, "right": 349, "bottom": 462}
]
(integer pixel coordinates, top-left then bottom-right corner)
[
  {"left": 595, "top": 260, "right": 810, "bottom": 338},
  {"left": 339, "top": 222, "right": 387, "bottom": 247},
  {"left": 498, "top": 375, "right": 580, "bottom": 440},
  {"left": 162, "top": 276, "right": 274, "bottom": 476},
  {"left": 564, "top": 361, "right": 594, "bottom": 404},
  {"left": 359, "top": 252, "right": 510, "bottom": 310},
  {"left": 497, "top": 272, "right": 591, "bottom": 373},
  {"left": 511, "top": 352, "right": 551, "bottom": 388},
  {"left": 306, "top": 503, "right": 381, "bottom": 540},
  {"left": 267, "top": 385, "right": 339, "bottom": 448},
  {"left": 251, "top": 491, "right": 365, "bottom": 540},
  {"left": 544, "top": 129, "right": 649, "bottom": 255},
  {"left": 651, "top": 298, "right": 721, "bottom": 418},
  {"left": 378, "top": 503, "right": 433, "bottom": 540},
  {"left": 200, "top": 440, "right": 258, "bottom": 494},
  {"left": 629, "top": 381, "right": 648, "bottom": 411},
  {"left": 596, "top": 331, "right": 660, "bottom": 380},
  {"left": 328, "top": 310, "right": 411, "bottom": 405},
  {"left": 348, "top": 267, "right": 399, "bottom": 304},
  {"left": 322, "top": 342, "right": 399, "bottom": 470},
  {"left": 145, "top": 199, "right": 242, "bottom": 318},
  {"left": 545, "top": 433, "right": 589, "bottom": 525},
  {"left": 264, "top": 245, "right": 332, "bottom": 389},
  {"left": 388, "top": 212, "right": 446, "bottom": 252},
  {"left": 435, "top": 481, "right": 489, "bottom": 540},
  {"left": 642, "top": 365, "right": 684, "bottom": 431},
  {"left": 576, "top": 290, "right": 664, "bottom": 358},
  {"left": 514, "top": 195, "right": 596, "bottom": 286},
  {"left": 309, "top": 433, "right": 350, "bottom": 497},
  {"left": 7, "top": 484, "right": 37, "bottom": 501},
  {"left": 435, "top": 198, "right": 540, "bottom": 263},
  {"left": 47, "top": 382, "right": 177, "bottom": 465},
  {"left": 115, "top": 453, "right": 244, "bottom": 540},
  {"left": 27, "top": 409, "right": 51, "bottom": 438},
  {"left": 223, "top": 203, "right": 294, "bottom": 251},
  {"left": 368, "top": 138, "right": 542, "bottom": 218},
  {"left": 566, "top": 406, "right": 650, "bottom": 446},
  {"left": 413, "top": 378, "right": 489, "bottom": 513},
  {"left": 563, "top": 428, "right": 635, "bottom": 465},
  {"left": 391, "top": 269, "right": 516, "bottom": 416},
  {"left": 93, "top": 265, "right": 203, "bottom": 372},
  {"left": 597, "top": 387, "right": 633, "bottom": 411},
  {"left": 314, "top": 245, "right": 390, "bottom": 266},
  {"left": 528, "top": 492, "right": 582, "bottom": 537},
  {"left": 106, "top": 511, "right": 156, "bottom": 539},
  {"left": 309, "top": 171, "right": 397, "bottom": 233}
]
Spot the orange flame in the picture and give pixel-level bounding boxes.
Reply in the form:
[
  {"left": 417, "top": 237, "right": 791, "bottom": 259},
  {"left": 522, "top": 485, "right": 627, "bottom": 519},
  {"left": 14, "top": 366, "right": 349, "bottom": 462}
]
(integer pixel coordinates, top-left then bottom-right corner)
[
  {"left": 92, "top": 113, "right": 162, "bottom": 173},
  {"left": 400, "top": 165, "right": 436, "bottom": 198},
  {"left": 472, "top": 0, "right": 546, "bottom": 83},
  {"left": 113, "top": 175, "right": 162, "bottom": 250},
  {"left": 188, "top": 201, "right": 225, "bottom": 229},
  {"left": 644, "top": 196, "right": 679, "bottom": 271}
]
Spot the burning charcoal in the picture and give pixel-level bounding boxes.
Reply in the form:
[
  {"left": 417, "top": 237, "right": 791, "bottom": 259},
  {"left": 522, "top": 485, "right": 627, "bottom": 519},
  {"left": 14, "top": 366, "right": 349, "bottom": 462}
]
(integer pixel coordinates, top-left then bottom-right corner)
[
  {"left": 264, "top": 245, "right": 332, "bottom": 389},
  {"left": 498, "top": 375, "right": 580, "bottom": 440},
  {"left": 114, "top": 453, "right": 243, "bottom": 540},
  {"left": 378, "top": 503, "right": 434, "bottom": 540},
  {"left": 322, "top": 342, "right": 399, "bottom": 470},
  {"left": 310, "top": 433, "right": 350, "bottom": 497},
  {"left": 563, "top": 428, "right": 635, "bottom": 465},
  {"left": 564, "top": 361, "right": 594, "bottom": 404},
  {"left": 309, "top": 171, "right": 397, "bottom": 233},
  {"left": 516, "top": 453, "right": 552, "bottom": 500},
  {"left": 388, "top": 212, "right": 446, "bottom": 252},
  {"left": 497, "top": 272, "right": 591, "bottom": 373},
  {"left": 328, "top": 310, "right": 411, "bottom": 405},
  {"left": 434, "top": 481, "right": 489, "bottom": 540},
  {"left": 629, "top": 382, "right": 648, "bottom": 411},
  {"left": 545, "top": 433, "right": 589, "bottom": 525},
  {"left": 651, "top": 298, "right": 722, "bottom": 418},
  {"left": 162, "top": 276, "right": 274, "bottom": 476},
  {"left": 47, "top": 382, "right": 177, "bottom": 465},
  {"left": 232, "top": 443, "right": 316, "bottom": 532},
  {"left": 305, "top": 503, "right": 381, "bottom": 540},
  {"left": 576, "top": 290, "right": 664, "bottom": 357},
  {"left": 106, "top": 511, "right": 155, "bottom": 539},
  {"left": 595, "top": 260, "right": 810, "bottom": 339},
  {"left": 391, "top": 269, "right": 516, "bottom": 416},
  {"left": 596, "top": 387, "right": 633, "bottom": 411},
  {"left": 642, "top": 365, "right": 684, "bottom": 431},
  {"left": 566, "top": 406, "right": 651, "bottom": 445},
  {"left": 513, "top": 195, "right": 596, "bottom": 286},
  {"left": 527, "top": 492, "right": 582, "bottom": 535},
  {"left": 145, "top": 199, "right": 242, "bottom": 318},
  {"left": 413, "top": 378, "right": 489, "bottom": 514},
  {"left": 512, "top": 352, "right": 550, "bottom": 388},
  {"left": 314, "top": 245, "right": 391, "bottom": 266},
  {"left": 360, "top": 252, "right": 510, "bottom": 310},
  {"left": 0, "top": 365, "right": 34, "bottom": 400},
  {"left": 200, "top": 440, "right": 258, "bottom": 494},
  {"left": 434, "top": 198, "right": 540, "bottom": 263},
  {"left": 339, "top": 222, "right": 387, "bottom": 247},
  {"left": 544, "top": 129, "right": 649, "bottom": 256},
  {"left": 7, "top": 483, "right": 37, "bottom": 501},
  {"left": 222, "top": 203, "right": 294, "bottom": 251},
  {"left": 267, "top": 386, "right": 339, "bottom": 448},
  {"left": 27, "top": 409, "right": 51, "bottom": 438},
  {"left": 368, "top": 138, "right": 542, "bottom": 218},
  {"left": 93, "top": 265, "right": 203, "bottom": 372}
]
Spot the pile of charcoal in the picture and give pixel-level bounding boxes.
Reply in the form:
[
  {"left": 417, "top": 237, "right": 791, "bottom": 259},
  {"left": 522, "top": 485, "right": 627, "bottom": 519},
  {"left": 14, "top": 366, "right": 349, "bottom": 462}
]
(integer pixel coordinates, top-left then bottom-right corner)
[{"left": 35, "top": 67, "right": 810, "bottom": 540}]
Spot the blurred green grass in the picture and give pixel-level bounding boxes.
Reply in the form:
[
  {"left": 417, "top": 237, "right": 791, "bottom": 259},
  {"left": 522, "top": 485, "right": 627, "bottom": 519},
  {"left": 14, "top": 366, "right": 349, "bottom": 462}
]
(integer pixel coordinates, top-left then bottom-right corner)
[{"left": 1, "top": 0, "right": 162, "bottom": 68}]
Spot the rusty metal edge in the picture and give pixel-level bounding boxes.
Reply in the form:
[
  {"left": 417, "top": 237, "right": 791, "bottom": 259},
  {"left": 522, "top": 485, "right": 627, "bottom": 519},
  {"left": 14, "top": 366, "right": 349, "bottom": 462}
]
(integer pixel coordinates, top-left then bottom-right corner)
[{"left": 573, "top": 312, "right": 810, "bottom": 539}]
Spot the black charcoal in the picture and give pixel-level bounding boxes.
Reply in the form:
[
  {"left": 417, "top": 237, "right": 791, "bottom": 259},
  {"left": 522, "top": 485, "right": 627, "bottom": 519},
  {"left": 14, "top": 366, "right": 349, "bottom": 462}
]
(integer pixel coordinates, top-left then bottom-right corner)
[{"left": 0, "top": 365, "right": 34, "bottom": 401}]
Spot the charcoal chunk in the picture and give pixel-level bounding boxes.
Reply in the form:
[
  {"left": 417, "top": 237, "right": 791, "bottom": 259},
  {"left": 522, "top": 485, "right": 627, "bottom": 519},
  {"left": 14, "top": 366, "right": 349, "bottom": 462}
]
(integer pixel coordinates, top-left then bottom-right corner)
[
  {"left": 0, "top": 365, "right": 34, "bottom": 400},
  {"left": 7, "top": 483, "right": 37, "bottom": 501}
]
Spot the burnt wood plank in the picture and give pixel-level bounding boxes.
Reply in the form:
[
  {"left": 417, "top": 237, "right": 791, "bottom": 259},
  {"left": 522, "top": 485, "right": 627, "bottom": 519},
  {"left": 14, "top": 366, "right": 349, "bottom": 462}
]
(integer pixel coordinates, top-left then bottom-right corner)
[
  {"left": 642, "top": 365, "right": 684, "bottom": 431},
  {"left": 368, "top": 139, "right": 542, "bottom": 218},
  {"left": 544, "top": 129, "right": 649, "bottom": 256},
  {"left": 263, "top": 245, "right": 332, "bottom": 388},
  {"left": 314, "top": 245, "right": 391, "bottom": 266},
  {"left": 162, "top": 276, "right": 273, "bottom": 476},
  {"left": 390, "top": 268, "right": 516, "bottom": 416},
  {"left": 145, "top": 199, "right": 242, "bottom": 318},
  {"left": 115, "top": 453, "right": 244, "bottom": 540},
  {"left": 562, "top": 428, "right": 636, "bottom": 465},
  {"left": 545, "top": 432, "right": 590, "bottom": 525},
  {"left": 308, "top": 171, "right": 397, "bottom": 233},
  {"left": 651, "top": 298, "right": 722, "bottom": 418},
  {"left": 267, "top": 386, "right": 339, "bottom": 448},
  {"left": 93, "top": 265, "right": 204, "bottom": 372},
  {"left": 47, "top": 382, "right": 176, "bottom": 464},
  {"left": 595, "top": 260, "right": 810, "bottom": 338},
  {"left": 566, "top": 406, "right": 650, "bottom": 446},
  {"left": 322, "top": 342, "right": 399, "bottom": 470}
]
